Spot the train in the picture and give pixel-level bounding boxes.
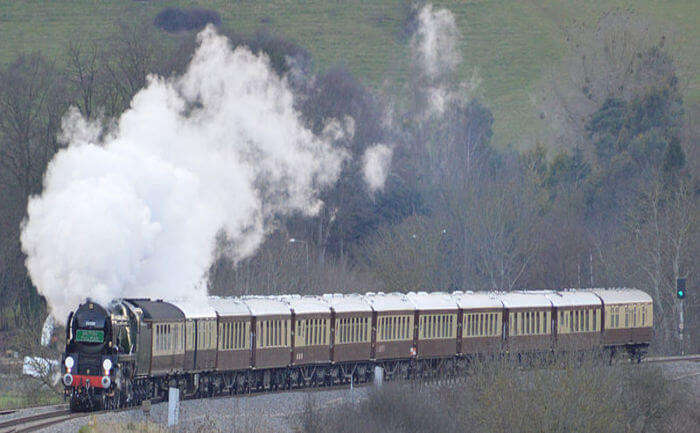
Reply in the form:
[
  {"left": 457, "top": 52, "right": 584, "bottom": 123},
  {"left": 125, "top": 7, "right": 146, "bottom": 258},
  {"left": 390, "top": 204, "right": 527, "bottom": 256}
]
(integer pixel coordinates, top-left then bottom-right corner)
[{"left": 61, "top": 288, "right": 653, "bottom": 411}]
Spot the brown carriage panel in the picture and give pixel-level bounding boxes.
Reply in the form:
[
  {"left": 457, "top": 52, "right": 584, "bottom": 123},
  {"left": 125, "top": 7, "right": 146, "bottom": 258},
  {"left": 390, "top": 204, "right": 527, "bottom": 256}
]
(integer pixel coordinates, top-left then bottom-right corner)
[
  {"left": 151, "top": 354, "right": 185, "bottom": 374},
  {"left": 184, "top": 350, "right": 195, "bottom": 371},
  {"left": 416, "top": 338, "right": 455, "bottom": 358},
  {"left": 195, "top": 349, "right": 217, "bottom": 370},
  {"left": 603, "top": 328, "right": 627, "bottom": 345},
  {"left": 216, "top": 350, "right": 250, "bottom": 370},
  {"left": 556, "top": 332, "right": 599, "bottom": 350},
  {"left": 293, "top": 345, "right": 331, "bottom": 365},
  {"left": 631, "top": 327, "right": 653, "bottom": 343},
  {"left": 507, "top": 334, "right": 552, "bottom": 353},
  {"left": 604, "top": 327, "right": 653, "bottom": 346},
  {"left": 255, "top": 348, "right": 290, "bottom": 369},
  {"left": 374, "top": 340, "right": 414, "bottom": 360},
  {"left": 461, "top": 336, "right": 502, "bottom": 354},
  {"left": 333, "top": 342, "right": 372, "bottom": 362}
]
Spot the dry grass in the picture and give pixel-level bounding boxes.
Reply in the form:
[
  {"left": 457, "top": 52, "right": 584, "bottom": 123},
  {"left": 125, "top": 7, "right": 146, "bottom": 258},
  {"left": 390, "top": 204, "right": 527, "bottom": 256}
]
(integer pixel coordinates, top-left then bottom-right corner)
[{"left": 294, "top": 355, "right": 699, "bottom": 433}]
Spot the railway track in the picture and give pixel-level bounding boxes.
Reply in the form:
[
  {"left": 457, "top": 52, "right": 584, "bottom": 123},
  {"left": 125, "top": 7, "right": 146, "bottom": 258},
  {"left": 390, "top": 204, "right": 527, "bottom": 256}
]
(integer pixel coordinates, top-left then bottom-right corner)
[
  {"left": 643, "top": 354, "right": 700, "bottom": 363},
  {"left": 0, "top": 408, "right": 78, "bottom": 433},
  {"left": 1, "top": 353, "right": 696, "bottom": 432}
]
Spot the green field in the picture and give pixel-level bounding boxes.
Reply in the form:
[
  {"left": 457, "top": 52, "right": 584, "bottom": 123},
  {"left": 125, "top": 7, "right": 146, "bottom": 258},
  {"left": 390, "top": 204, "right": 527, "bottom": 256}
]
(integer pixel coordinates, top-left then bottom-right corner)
[{"left": 0, "top": 0, "right": 697, "bottom": 147}]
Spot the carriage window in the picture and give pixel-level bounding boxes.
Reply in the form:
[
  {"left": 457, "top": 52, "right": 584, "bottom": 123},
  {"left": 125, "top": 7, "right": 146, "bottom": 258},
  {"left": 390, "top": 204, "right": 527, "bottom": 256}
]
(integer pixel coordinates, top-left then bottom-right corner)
[
  {"left": 593, "top": 310, "right": 597, "bottom": 331},
  {"left": 586, "top": 310, "right": 590, "bottom": 331},
  {"left": 368, "top": 317, "right": 371, "bottom": 342}
]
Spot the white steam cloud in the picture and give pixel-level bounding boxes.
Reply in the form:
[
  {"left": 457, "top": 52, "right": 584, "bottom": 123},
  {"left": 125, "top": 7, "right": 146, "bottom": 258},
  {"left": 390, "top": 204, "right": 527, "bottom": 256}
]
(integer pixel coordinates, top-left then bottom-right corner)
[
  {"left": 411, "top": 4, "right": 479, "bottom": 116},
  {"left": 362, "top": 144, "right": 393, "bottom": 193},
  {"left": 21, "top": 27, "right": 348, "bottom": 321}
]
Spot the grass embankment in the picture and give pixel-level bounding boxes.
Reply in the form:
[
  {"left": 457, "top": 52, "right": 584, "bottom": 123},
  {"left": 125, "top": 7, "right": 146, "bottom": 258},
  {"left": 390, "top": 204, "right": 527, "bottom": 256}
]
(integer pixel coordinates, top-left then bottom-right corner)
[
  {"left": 0, "top": 1, "right": 696, "bottom": 147},
  {"left": 0, "top": 389, "right": 62, "bottom": 410}
]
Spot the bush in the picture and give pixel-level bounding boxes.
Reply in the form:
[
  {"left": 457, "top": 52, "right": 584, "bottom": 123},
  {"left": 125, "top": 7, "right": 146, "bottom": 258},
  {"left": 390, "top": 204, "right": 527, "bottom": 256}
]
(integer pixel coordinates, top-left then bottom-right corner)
[
  {"left": 293, "top": 357, "right": 697, "bottom": 433},
  {"left": 153, "top": 7, "right": 221, "bottom": 33}
]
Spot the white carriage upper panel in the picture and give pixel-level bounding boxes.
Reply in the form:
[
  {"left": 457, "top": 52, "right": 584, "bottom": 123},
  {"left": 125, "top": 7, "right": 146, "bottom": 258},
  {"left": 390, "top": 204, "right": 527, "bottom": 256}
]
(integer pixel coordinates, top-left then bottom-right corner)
[
  {"left": 208, "top": 296, "right": 251, "bottom": 317},
  {"left": 364, "top": 292, "right": 415, "bottom": 313},
  {"left": 322, "top": 293, "right": 372, "bottom": 313},
  {"left": 406, "top": 292, "right": 458, "bottom": 311},
  {"left": 240, "top": 296, "right": 292, "bottom": 316},
  {"left": 544, "top": 291, "right": 601, "bottom": 307},
  {"left": 279, "top": 295, "right": 331, "bottom": 315},
  {"left": 588, "top": 288, "right": 652, "bottom": 305},
  {"left": 452, "top": 291, "right": 504, "bottom": 310},
  {"left": 497, "top": 291, "right": 552, "bottom": 309},
  {"left": 172, "top": 299, "right": 217, "bottom": 320}
]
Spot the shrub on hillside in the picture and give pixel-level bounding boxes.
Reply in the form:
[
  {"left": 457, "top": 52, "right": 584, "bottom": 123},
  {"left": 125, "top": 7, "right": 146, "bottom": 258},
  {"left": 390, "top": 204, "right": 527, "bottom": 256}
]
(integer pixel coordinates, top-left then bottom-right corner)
[{"left": 154, "top": 7, "right": 221, "bottom": 33}]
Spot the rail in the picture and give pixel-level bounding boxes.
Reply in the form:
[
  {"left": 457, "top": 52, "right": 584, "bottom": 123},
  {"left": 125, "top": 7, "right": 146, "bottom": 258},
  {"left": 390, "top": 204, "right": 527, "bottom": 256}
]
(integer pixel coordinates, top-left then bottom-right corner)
[
  {"left": 643, "top": 354, "right": 700, "bottom": 363},
  {"left": 0, "top": 408, "right": 79, "bottom": 433}
]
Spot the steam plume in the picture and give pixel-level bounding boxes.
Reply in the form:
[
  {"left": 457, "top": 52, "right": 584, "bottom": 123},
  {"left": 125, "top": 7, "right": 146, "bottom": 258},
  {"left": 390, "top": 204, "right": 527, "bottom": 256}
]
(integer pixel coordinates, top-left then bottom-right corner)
[
  {"left": 21, "top": 27, "right": 348, "bottom": 321},
  {"left": 411, "top": 4, "right": 478, "bottom": 116},
  {"left": 362, "top": 144, "right": 393, "bottom": 192}
]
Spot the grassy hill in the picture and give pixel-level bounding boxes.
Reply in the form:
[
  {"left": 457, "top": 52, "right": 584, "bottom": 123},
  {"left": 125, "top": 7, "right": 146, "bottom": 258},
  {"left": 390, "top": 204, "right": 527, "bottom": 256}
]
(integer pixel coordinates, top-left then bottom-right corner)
[{"left": 0, "top": 0, "right": 696, "bottom": 147}]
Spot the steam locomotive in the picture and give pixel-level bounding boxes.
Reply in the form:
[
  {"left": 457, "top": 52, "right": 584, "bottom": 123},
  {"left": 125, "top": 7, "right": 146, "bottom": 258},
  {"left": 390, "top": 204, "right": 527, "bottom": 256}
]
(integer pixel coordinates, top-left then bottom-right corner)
[{"left": 62, "top": 289, "right": 653, "bottom": 411}]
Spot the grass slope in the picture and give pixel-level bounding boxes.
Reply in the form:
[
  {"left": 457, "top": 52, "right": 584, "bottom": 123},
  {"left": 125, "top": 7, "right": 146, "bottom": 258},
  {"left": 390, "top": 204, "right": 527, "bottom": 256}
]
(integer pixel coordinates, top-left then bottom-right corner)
[{"left": 0, "top": 0, "right": 696, "bottom": 147}]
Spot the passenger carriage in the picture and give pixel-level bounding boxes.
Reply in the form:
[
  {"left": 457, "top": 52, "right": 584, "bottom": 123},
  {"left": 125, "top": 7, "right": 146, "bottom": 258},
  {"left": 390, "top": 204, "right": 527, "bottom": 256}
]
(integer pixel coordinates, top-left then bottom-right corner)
[
  {"left": 124, "top": 299, "right": 186, "bottom": 376},
  {"left": 544, "top": 291, "right": 601, "bottom": 351},
  {"left": 452, "top": 291, "right": 504, "bottom": 356},
  {"left": 588, "top": 288, "right": 652, "bottom": 360},
  {"left": 282, "top": 295, "right": 332, "bottom": 367},
  {"left": 406, "top": 292, "right": 458, "bottom": 359},
  {"left": 323, "top": 294, "right": 373, "bottom": 365},
  {"left": 178, "top": 303, "right": 217, "bottom": 372},
  {"left": 499, "top": 292, "right": 553, "bottom": 355},
  {"left": 208, "top": 297, "right": 252, "bottom": 371},
  {"left": 364, "top": 293, "right": 416, "bottom": 362},
  {"left": 241, "top": 296, "right": 292, "bottom": 369}
]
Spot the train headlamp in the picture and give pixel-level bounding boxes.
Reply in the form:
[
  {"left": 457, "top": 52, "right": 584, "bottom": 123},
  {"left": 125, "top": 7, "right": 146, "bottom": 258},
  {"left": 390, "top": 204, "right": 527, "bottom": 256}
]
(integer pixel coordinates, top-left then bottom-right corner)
[
  {"left": 64, "top": 356, "right": 75, "bottom": 370},
  {"left": 102, "top": 358, "right": 112, "bottom": 372}
]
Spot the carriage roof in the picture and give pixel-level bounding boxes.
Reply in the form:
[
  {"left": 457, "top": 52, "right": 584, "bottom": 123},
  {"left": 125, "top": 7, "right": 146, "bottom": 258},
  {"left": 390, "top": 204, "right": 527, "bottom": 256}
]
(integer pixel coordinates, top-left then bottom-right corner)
[
  {"left": 321, "top": 293, "right": 373, "bottom": 313},
  {"left": 544, "top": 290, "right": 601, "bottom": 307},
  {"left": 587, "top": 288, "right": 652, "bottom": 304},
  {"left": 406, "top": 292, "right": 458, "bottom": 311},
  {"left": 279, "top": 295, "right": 331, "bottom": 315},
  {"left": 451, "top": 291, "right": 504, "bottom": 309},
  {"left": 496, "top": 291, "right": 552, "bottom": 309},
  {"left": 208, "top": 296, "right": 251, "bottom": 316},
  {"left": 363, "top": 292, "right": 415, "bottom": 312},
  {"left": 240, "top": 296, "right": 291, "bottom": 316}
]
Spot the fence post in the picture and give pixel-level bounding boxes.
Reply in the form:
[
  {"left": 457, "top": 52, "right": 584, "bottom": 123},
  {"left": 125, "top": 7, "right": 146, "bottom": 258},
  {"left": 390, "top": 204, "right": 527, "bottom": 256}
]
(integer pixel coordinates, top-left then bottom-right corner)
[
  {"left": 373, "top": 366, "right": 383, "bottom": 388},
  {"left": 168, "top": 387, "right": 180, "bottom": 426}
]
